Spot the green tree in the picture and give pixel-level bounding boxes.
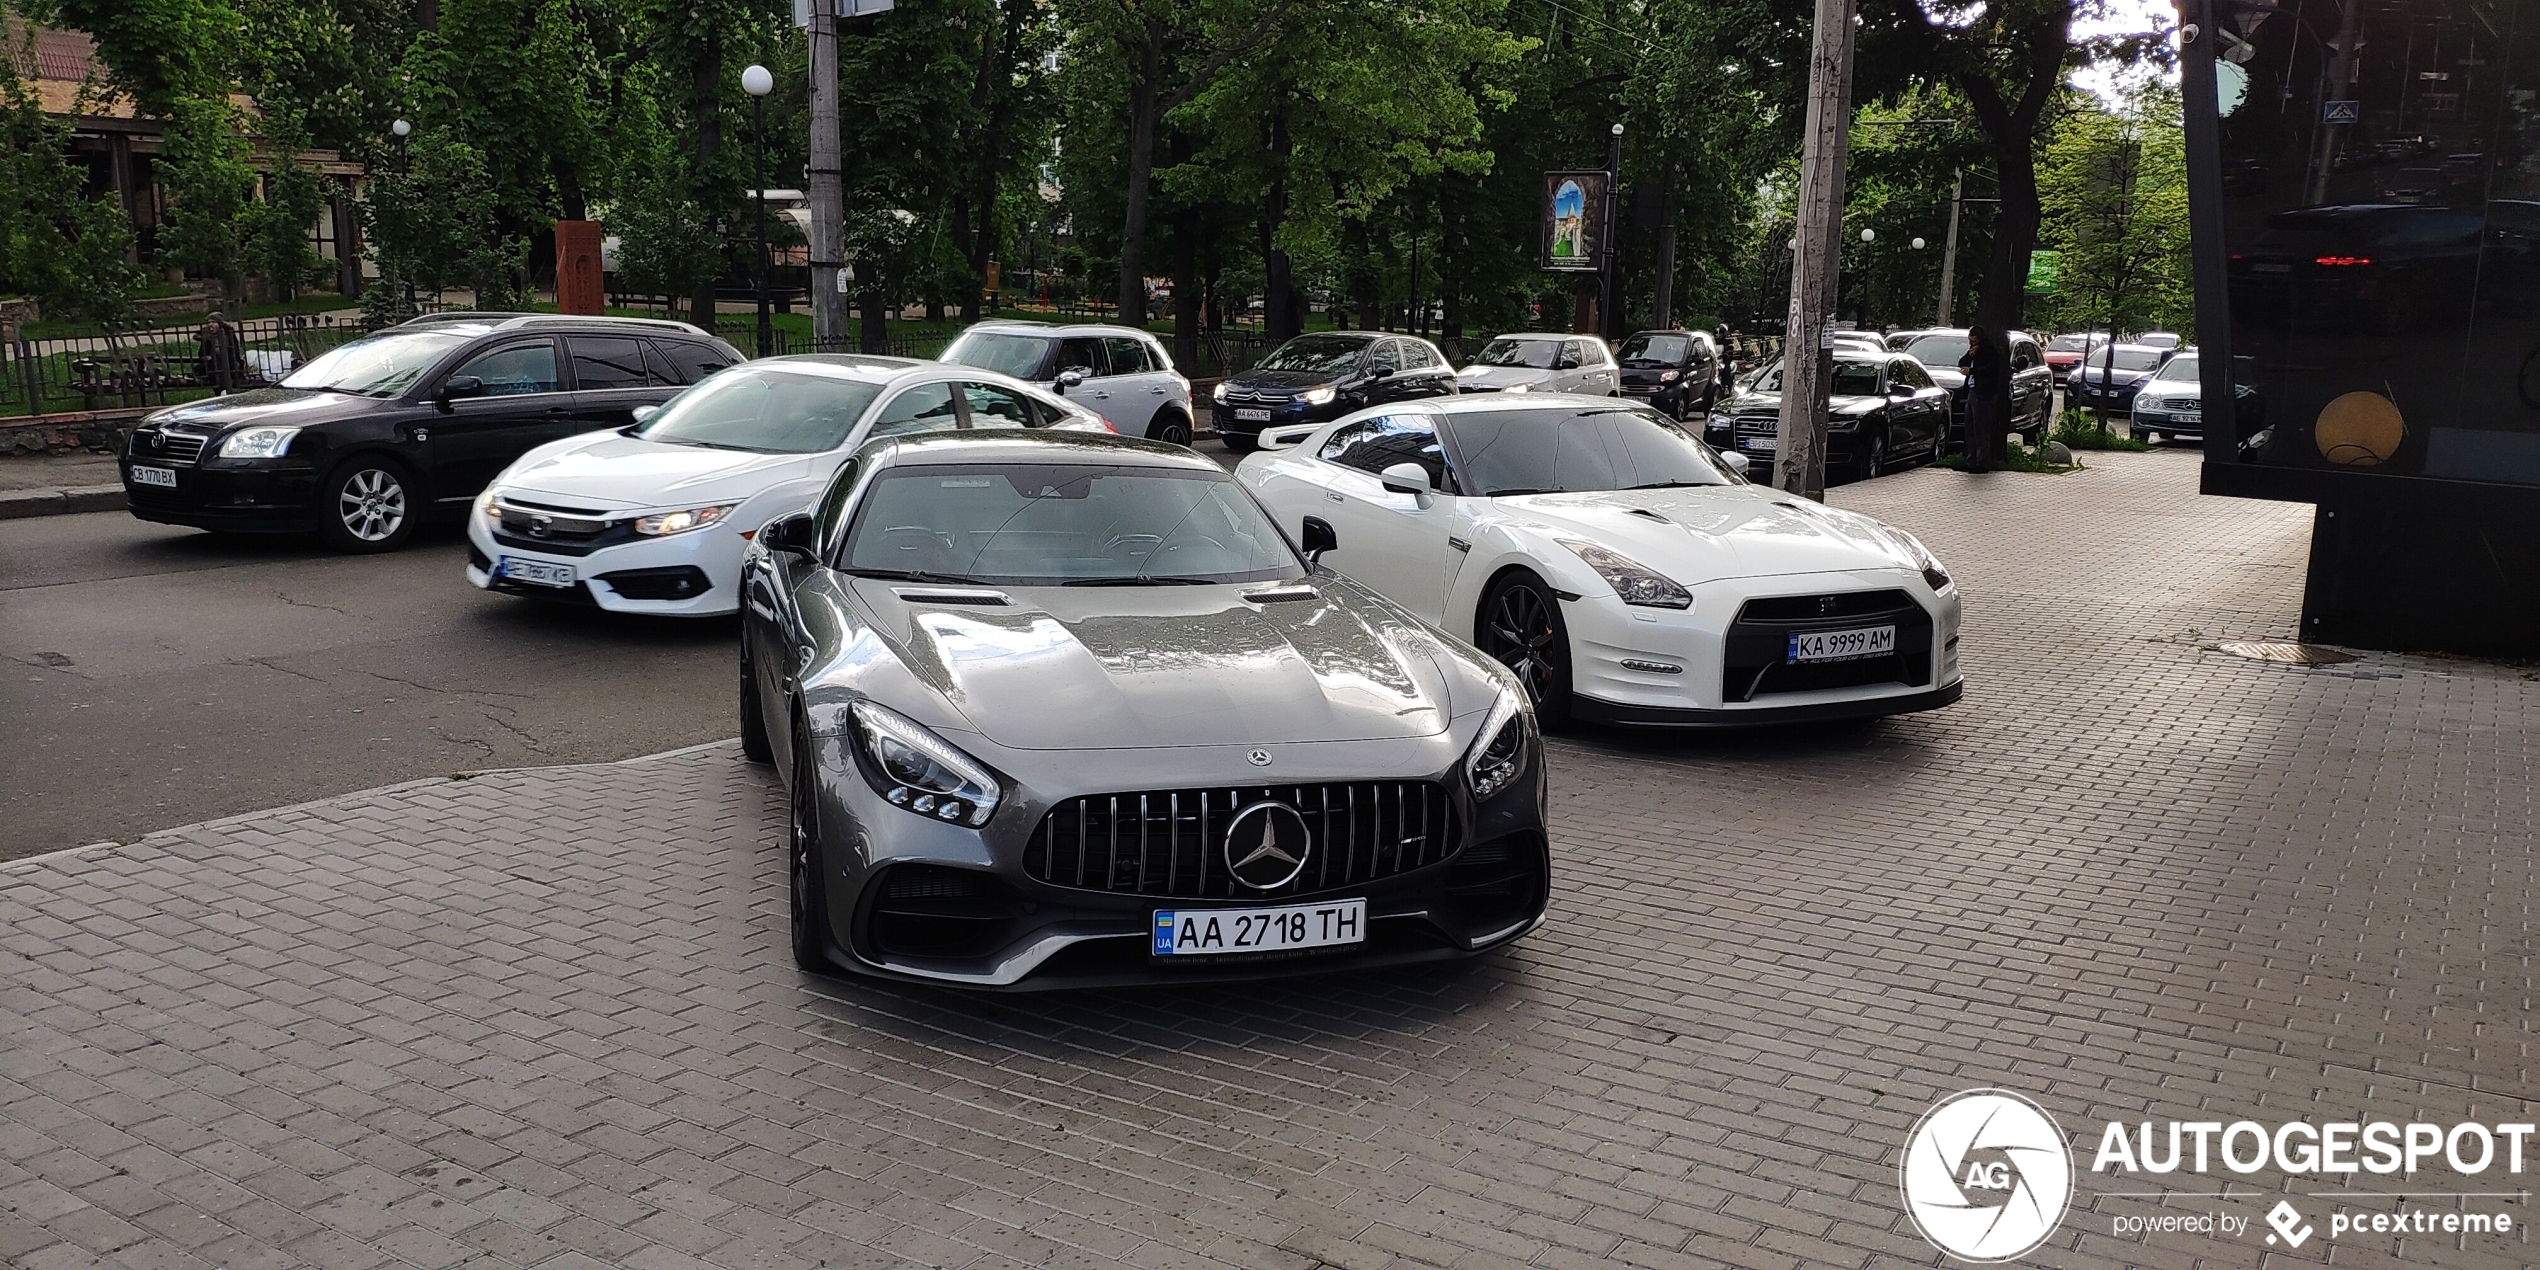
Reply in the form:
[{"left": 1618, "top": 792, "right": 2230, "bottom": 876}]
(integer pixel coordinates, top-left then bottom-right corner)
[
  {"left": 2035, "top": 83, "right": 2188, "bottom": 420},
  {"left": 0, "top": 64, "right": 139, "bottom": 322},
  {"left": 241, "top": 112, "right": 331, "bottom": 301},
  {"left": 24, "top": 0, "right": 237, "bottom": 115},
  {"left": 157, "top": 96, "right": 258, "bottom": 299},
  {"left": 361, "top": 126, "right": 522, "bottom": 304}
]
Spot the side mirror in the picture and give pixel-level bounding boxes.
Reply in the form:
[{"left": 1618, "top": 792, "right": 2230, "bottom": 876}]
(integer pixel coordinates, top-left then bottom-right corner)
[
  {"left": 1055, "top": 369, "right": 1086, "bottom": 393},
  {"left": 761, "top": 513, "right": 817, "bottom": 556},
  {"left": 1890, "top": 383, "right": 1915, "bottom": 397},
  {"left": 1367, "top": 365, "right": 1395, "bottom": 380},
  {"left": 1378, "top": 462, "right": 1433, "bottom": 497},
  {"left": 439, "top": 375, "right": 485, "bottom": 401},
  {"left": 630, "top": 404, "right": 660, "bottom": 425},
  {"left": 1299, "top": 515, "right": 1338, "bottom": 563},
  {"left": 1721, "top": 451, "right": 1752, "bottom": 477}
]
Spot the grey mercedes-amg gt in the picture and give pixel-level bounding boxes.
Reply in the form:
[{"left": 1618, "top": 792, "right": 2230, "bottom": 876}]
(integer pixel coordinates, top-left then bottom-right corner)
[{"left": 738, "top": 429, "right": 1549, "bottom": 990}]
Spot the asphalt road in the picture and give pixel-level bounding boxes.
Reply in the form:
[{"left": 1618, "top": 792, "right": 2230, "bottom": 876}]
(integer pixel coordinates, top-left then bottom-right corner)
[{"left": 0, "top": 510, "right": 739, "bottom": 861}]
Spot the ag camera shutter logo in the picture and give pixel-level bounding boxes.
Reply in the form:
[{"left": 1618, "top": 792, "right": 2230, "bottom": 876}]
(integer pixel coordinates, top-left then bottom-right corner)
[{"left": 1900, "top": 1089, "right": 2074, "bottom": 1262}]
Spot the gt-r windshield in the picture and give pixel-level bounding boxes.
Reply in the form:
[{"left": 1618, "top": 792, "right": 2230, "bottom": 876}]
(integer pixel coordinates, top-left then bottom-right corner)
[
  {"left": 1446, "top": 407, "right": 1737, "bottom": 496},
  {"left": 632, "top": 368, "right": 884, "bottom": 453},
  {"left": 1470, "top": 338, "right": 1560, "bottom": 369},
  {"left": 280, "top": 330, "right": 472, "bottom": 397},
  {"left": 842, "top": 464, "right": 1306, "bottom": 586}
]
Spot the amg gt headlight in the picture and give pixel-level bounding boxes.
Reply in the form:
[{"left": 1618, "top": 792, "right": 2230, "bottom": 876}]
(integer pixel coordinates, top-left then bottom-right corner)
[
  {"left": 1463, "top": 688, "right": 1532, "bottom": 799},
  {"left": 1212, "top": 381, "right": 1231, "bottom": 403},
  {"left": 218, "top": 425, "right": 300, "bottom": 459},
  {"left": 1300, "top": 385, "right": 1337, "bottom": 406},
  {"left": 1557, "top": 539, "right": 1691, "bottom": 609},
  {"left": 849, "top": 701, "right": 1002, "bottom": 828},
  {"left": 1885, "top": 527, "right": 1953, "bottom": 592},
  {"left": 633, "top": 504, "right": 737, "bottom": 536}
]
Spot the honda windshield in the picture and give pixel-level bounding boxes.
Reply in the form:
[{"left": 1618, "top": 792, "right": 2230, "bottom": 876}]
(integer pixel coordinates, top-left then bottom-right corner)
[{"left": 631, "top": 368, "right": 884, "bottom": 453}]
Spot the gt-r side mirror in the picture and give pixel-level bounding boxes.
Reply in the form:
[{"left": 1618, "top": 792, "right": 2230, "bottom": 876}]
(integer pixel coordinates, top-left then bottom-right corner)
[
  {"left": 630, "top": 404, "right": 660, "bottom": 425},
  {"left": 762, "top": 513, "right": 817, "bottom": 556},
  {"left": 1378, "top": 463, "right": 1433, "bottom": 500},
  {"left": 1720, "top": 451, "right": 1752, "bottom": 478},
  {"left": 1299, "top": 515, "right": 1338, "bottom": 563}
]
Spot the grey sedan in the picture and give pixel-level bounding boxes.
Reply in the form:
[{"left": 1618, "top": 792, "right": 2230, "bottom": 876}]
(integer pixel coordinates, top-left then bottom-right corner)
[{"left": 739, "top": 430, "right": 1550, "bottom": 989}]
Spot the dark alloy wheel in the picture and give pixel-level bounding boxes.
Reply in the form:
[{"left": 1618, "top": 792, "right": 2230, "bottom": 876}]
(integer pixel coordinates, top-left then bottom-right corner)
[
  {"left": 1855, "top": 428, "right": 1888, "bottom": 483},
  {"left": 739, "top": 642, "right": 773, "bottom": 763},
  {"left": 1478, "top": 572, "right": 1573, "bottom": 725},
  {"left": 317, "top": 456, "right": 419, "bottom": 553},
  {"left": 787, "top": 719, "right": 831, "bottom": 973},
  {"left": 1148, "top": 410, "right": 1193, "bottom": 447}
]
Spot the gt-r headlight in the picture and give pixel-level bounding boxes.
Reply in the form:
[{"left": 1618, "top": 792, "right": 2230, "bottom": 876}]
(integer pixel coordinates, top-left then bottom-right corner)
[
  {"left": 218, "top": 425, "right": 300, "bottom": 459},
  {"left": 849, "top": 701, "right": 1002, "bottom": 827},
  {"left": 1557, "top": 539, "right": 1691, "bottom": 609},
  {"left": 1464, "top": 688, "right": 1533, "bottom": 799},
  {"left": 1212, "top": 382, "right": 1231, "bottom": 403},
  {"left": 633, "top": 504, "right": 738, "bottom": 536},
  {"left": 1885, "top": 527, "right": 1953, "bottom": 592},
  {"left": 1299, "top": 385, "right": 1337, "bottom": 406}
]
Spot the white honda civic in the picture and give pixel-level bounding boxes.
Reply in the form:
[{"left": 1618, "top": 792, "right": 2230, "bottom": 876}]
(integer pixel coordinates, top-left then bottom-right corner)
[
  {"left": 466, "top": 355, "right": 1110, "bottom": 616},
  {"left": 1235, "top": 394, "right": 1963, "bottom": 726}
]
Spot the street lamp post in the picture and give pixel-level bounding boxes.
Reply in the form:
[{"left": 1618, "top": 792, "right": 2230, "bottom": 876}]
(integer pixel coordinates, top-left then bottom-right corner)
[
  {"left": 391, "top": 118, "right": 413, "bottom": 316},
  {"left": 741, "top": 65, "right": 775, "bottom": 359}
]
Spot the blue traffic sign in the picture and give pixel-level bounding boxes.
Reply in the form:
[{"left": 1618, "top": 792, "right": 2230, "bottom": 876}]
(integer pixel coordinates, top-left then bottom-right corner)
[{"left": 2322, "top": 99, "right": 2361, "bottom": 124}]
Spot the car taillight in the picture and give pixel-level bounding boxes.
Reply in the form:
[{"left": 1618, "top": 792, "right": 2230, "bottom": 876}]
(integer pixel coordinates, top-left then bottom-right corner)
[{"left": 2313, "top": 255, "right": 2372, "bottom": 267}]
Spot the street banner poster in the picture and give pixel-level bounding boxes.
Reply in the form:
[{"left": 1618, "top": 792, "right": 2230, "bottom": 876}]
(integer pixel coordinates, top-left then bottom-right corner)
[
  {"left": 2025, "top": 249, "right": 2060, "bottom": 295},
  {"left": 1541, "top": 172, "right": 1607, "bottom": 272}
]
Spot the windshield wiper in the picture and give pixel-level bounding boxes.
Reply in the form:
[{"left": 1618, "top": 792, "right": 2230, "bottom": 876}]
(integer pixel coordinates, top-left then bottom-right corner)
[
  {"left": 1484, "top": 486, "right": 1562, "bottom": 497},
  {"left": 845, "top": 567, "right": 973, "bottom": 583},
  {"left": 1623, "top": 481, "right": 1715, "bottom": 490},
  {"left": 1059, "top": 576, "right": 1217, "bottom": 586}
]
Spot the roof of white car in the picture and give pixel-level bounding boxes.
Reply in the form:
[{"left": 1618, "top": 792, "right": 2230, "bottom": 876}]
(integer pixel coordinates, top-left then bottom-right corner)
[
  {"left": 742, "top": 354, "right": 937, "bottom": 381},
  {"left": 1380, "top": 392, "right": 1662, "bottom": 417},
  {"left": 961, "top": 321, "right": 1163, "bottom": 342}
]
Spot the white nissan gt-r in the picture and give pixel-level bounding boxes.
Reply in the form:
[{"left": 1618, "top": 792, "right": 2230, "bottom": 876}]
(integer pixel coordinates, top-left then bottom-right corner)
[{"left": 1235, "top": 394, "right": 1963, "bottom": 726}]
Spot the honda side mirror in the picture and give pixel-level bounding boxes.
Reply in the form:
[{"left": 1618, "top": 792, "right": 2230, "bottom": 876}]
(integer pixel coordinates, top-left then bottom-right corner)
[
  {"left": 1299, "top": 515, "right": 1338, "bottom": 563},
  {"left": 439, "top": 375, "right": 485, "bottom": 400},
  {"left": 762, "top": 513, "right": 817, "bottom": 555}
]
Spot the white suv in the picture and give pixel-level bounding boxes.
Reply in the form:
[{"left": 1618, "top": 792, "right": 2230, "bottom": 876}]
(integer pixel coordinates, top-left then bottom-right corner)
[{"left": 937, "top": 322, "right": 1196, "bottom": 444}]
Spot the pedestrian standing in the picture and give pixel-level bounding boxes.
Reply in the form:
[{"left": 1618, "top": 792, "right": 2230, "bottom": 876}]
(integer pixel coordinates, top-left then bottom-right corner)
[{"left": 1959, "top": 324, "right": 2007, "bottom": 473}]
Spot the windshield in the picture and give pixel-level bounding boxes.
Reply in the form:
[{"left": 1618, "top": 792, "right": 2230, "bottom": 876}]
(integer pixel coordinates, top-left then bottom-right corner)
[
  {"left": 1906, "top": 334, "right": 1969, "bottom": 365},
  {"left": 939, "top": 331, "right": 1051, "bottom": 379},
  {"left": 2084, "top": 348, "right": 2165, "bottom": 372},
  {"left": 280, "top": 330, "right": 471, "bottom": 397},
  {"left": 632, "top": 368, "right": 884, "bottom": 453},
  {"left": 842, "top": 464, "right": 1303, "bottom": 585},
  {"left": 2149, "top": 354, "right": 2200, "bottom": 383},
  {"left": 1471, "top": 338, "right": 1560, "bottom": 369},
  {"left": 1615, "top": 333, "right": 1690, "bottom": 365},
  {"left": 1253, "top": 335, "right": 1370, "bottom": 374},
  {"left": 2046, "top": 334, "right": 2095, "bottom": 352},
  {"left": 1445, "top": 407, "right": 1734, "bottom": 496},
  {"left": 1831, "top": 360, "right": 1885, "bottom": 396}
]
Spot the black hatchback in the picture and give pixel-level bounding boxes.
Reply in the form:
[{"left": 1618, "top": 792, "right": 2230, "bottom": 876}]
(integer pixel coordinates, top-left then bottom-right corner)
[
  {"left": 1210, "top": 331, "right": 1456, "bottom": 450},
  {"left": 120, "top": 314, "right": 744, "bottom": 552},
  {"left": 1612, "top": 329, "right": 1726, "bottom": 420}
]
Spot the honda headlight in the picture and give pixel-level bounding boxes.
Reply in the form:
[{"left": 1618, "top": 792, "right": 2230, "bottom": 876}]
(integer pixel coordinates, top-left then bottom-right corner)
[
  {"left": 1463, "top": 688, "right": 1532, "bottom": 800},
  {"left": 1300, "top": 385, "right": 1337, "bottom": 406},
  {"left": 849, "top": 701, "right": 1002, "bottom": 827},
  {"left": 1212, "top": 381, "right": 1231, "bottom": 403},
  {"left": 1885, "top": 527, "right": 1952, "bottom": 592},
  {"left": 1557, "top": 539, "right": 1691, "bottom": 609},
  {"left": 218, "top": 425, "right": 300, "bottom": 459},
  {"left": 475, "top": 488, "right": 501, "bottom": 523},
  {"left": 633, "top": 504, "right": 737, "bottom": 536}
]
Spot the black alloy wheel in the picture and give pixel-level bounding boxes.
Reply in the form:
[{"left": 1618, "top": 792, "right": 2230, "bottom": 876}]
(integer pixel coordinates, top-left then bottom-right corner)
[
  {"left": 1479, "top": 572, "right": 1573, "bottom": 725},
  {"left": 788, "top": 719, "right": 832, "bottom": 973},
  {"left": 739, "top": 640, "right": 773, "bottom": 763},
  {"left": 1148, "top": 409, "right": 1193, "bottom": 447},
  {"left": 317, "top": 456, "right": 419, "bottom": 553},
  {"left": 1856, "top": 428, "right": 1888, "bottom": 483}
]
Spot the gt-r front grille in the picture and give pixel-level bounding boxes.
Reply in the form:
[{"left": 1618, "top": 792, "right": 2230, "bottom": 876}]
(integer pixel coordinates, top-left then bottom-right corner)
[
  {"left": 1025, "top": 782, "right": 1457, "bottom": 901},
  {"left": 1722, "top": 588, "right": 1934, "bottom": 703}
]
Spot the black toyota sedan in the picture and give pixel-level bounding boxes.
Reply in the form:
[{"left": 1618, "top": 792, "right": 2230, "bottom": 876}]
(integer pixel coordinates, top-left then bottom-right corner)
[
  {"left": 1210, "top": 331, "right": 1456, "bottom": 450},
  {"left": 1612, "top": 329, "right": 1725, "bottom": 420},
  {"left": 120, "top": 314, "right": 744, "bottom": 552}
]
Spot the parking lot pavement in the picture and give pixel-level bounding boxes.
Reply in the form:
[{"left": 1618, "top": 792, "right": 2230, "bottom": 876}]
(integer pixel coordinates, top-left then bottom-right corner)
[{"left": 5, "top": 450, "right": 2535, "bottom": 1270}]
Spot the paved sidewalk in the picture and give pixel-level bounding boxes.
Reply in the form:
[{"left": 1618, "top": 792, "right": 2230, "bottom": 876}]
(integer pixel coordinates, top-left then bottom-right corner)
[
  {"left": 0, "top": 454, "right": 122, "bottom": 520},
  {"left": 4, "top": 452, "right": 2533, "bottom": 1270}
]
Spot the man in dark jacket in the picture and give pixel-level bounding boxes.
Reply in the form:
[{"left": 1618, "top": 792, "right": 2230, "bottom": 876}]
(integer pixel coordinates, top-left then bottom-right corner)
[{"left": 1958, "top": 324, "right": 2007, "bottom": 473}]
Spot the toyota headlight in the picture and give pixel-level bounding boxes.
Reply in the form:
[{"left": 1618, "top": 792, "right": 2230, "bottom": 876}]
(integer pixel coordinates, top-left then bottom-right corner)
[
  {"left": 1557, "top": 539, "right": 1691, "bottom": 609},
  {"left": 1463, "top": 688, "right": 1532, "bottom": 800},
  {"left": 1212, "top": 382, "right": 1231, "bottom": 403},
  {"left": 1885, "top": 527, "right": 1952, "bottom": 592},
  {"left": 1300, "top": 385, "right": 1337, "bottom": 406},
  {"left": 850, "top": 701, "right": 1002, "bottom": 827},
  {"left": 633, "top": 504, "right": 738, "bottom": 536},
  {"left": 218, "top": 425, "right": 300, "bottom": 459}
]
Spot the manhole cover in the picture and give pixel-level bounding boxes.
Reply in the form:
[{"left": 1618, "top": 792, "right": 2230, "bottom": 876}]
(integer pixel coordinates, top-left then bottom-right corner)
[{"left": 2219, "top": 641, "right": 2358, "bottom": 666}]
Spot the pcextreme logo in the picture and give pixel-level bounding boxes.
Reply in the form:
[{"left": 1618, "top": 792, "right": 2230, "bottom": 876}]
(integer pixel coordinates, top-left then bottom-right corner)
[{"left": 1899, "top": 1090, "right": 2074, "bottom": 1262}]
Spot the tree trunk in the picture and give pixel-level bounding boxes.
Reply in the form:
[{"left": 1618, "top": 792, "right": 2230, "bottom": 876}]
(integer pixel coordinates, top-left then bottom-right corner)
[
  {"left": 1964, "top": 141, "right": 2038, "bottom": 469},
  {"left": 1172, "top": 206, "right": 1200, "bottom": 369},
  {"left": 859, "top": 285, "right": 888, "bottom": 352},
  {"left": 952, "top": 192, "right": 980, "bottom": 325},
  {"left": 1116, "top": 30, "right": 1162, "bottom": 328},
  {"left": 689, "top": 34, "right": 724, "bottom": 331},
  {"left": 1261, "top": 107, "right": 1299, "bottom": 343}
]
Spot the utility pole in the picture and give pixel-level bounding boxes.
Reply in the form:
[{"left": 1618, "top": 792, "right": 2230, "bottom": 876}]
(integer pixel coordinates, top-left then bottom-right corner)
[
  {"left": 1600, "top": 123, "right": 1623, "bottom": 340},
  {"left": 807, "top": 0, "right": 848, "bottom": 347},
  {"left": 1776, "top": 0, "right": 1857, "bottom": 500},
  {"left": 1936, "top": 168, "right": 1963, "bottom": 325}
]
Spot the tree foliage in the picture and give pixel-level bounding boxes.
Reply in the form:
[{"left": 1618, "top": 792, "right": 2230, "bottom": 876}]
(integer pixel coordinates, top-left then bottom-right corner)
[{"left": 0, "top": 62, "right": 138, "bottom": 321}]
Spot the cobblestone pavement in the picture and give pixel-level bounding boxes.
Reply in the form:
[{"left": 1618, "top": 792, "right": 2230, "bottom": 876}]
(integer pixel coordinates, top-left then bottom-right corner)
[{"left": 5, "top": 451, "right": 2533, "bottom": 1270}]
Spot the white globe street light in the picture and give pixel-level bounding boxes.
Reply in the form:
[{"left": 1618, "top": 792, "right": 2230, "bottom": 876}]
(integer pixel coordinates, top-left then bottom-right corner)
[
  {"left": 390, "top": 118, "right": 410, "bottom": 137},
  {"left": 742, "top": 66, "right": 776, "bottom": 356},
  {"left": 1860, "top": 228, "right": 1876, "bottom": 243},
  {"left": 1911, "top": 236, "right": 1927, "bottom": 249},
  {"left": 740, "top": 64, "right": 774, "bottom": 97}
]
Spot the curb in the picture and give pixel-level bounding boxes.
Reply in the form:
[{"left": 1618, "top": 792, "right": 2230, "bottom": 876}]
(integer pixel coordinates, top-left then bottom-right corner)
[{"left": 0, "top": 483, "right": 125, "bottom": 521}]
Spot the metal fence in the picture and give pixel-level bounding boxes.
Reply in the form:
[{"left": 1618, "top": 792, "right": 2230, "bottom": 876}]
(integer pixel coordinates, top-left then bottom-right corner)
[{"left": 1, "top": 314, "right": 372, "bottom": 418}]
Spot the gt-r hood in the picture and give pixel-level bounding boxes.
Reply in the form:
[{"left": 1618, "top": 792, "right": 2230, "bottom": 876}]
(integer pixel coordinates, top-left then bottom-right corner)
[
  {"left": 1456, "top": 366, "right": 1556, "bottom": 390},
  {"left": 1491, "top": 487, "right": 1914, "bottom": 582},
  {"left": 499, "top": 432, "right": 815, "bottom": 511},
  {"left": 848, "top": 577, "right": 1461, "bottom": 750}
]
